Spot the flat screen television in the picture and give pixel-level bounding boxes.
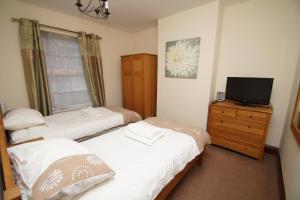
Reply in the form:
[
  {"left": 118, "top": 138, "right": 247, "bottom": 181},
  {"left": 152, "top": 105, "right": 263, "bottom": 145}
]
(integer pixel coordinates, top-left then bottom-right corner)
[{"left": 225, "top": 77, "right": 273, "bottom": 105}]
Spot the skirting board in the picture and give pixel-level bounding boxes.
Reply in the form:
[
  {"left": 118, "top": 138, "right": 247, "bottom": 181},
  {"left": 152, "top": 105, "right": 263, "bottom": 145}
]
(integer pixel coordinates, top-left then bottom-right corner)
[{"left": 264, "top": 145, "right": 286, "bottom": 200}]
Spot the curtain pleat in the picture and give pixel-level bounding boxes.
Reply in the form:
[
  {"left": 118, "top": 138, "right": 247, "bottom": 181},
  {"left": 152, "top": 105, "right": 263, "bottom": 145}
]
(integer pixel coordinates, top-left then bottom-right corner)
[
  {"left": 19, "top": 18, "right": 52, "bottom": 116},
  {"left": 78, "top": 32, "right": 106, "bottom": 107}
]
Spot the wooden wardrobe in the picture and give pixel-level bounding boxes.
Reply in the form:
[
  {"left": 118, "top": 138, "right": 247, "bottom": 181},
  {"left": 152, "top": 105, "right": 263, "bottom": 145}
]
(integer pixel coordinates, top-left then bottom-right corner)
[{"left": 121, "top": 53, "right": 157, "bottom": 119}]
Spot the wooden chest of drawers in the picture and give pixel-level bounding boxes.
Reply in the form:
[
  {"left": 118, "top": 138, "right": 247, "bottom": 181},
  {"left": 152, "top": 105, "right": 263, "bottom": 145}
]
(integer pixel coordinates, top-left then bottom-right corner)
[{"left": 207, "top": 101, "right": 272, "bottom": 160}]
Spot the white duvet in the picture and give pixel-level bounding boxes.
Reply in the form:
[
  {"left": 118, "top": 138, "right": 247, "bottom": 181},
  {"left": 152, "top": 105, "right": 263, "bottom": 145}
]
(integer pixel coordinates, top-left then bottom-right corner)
[
  {"left": 73, "top": 126, "right": 209, "bottom": 200},
  {"left": 9, "top": 108, "right": 124, "bottom": 143}
]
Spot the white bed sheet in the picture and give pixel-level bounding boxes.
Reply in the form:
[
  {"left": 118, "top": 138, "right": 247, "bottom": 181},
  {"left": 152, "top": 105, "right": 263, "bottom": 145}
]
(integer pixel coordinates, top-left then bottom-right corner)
[
  {"left": 74, "top": 126, "right": 209, "bottom": 200},
  {"left": 9, "top": 108, "right": 124, "bottom": 143}
]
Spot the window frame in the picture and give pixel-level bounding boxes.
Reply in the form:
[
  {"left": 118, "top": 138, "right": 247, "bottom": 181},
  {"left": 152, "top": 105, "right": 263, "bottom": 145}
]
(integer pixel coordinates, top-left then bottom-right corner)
[{"left": 41, "top": 30, "right": 91, "bottom": 113}]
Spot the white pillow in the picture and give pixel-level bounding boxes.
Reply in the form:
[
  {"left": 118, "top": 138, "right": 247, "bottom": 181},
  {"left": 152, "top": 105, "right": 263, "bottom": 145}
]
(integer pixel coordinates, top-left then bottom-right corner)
[
  {"left": 8, "top": 129, "right": 29, "bottom": 144},
  {"left": 8, "top": 139, "right": 91, "bottom": 189},
  {"left": 9, "top": 126, "right": 48, "bottom": 144},
  {"left": 8, "top": 139, "right": 114, "bottom": 200},
  {"left": 3, "top": 108, "right": 46, "bottom": 131}
]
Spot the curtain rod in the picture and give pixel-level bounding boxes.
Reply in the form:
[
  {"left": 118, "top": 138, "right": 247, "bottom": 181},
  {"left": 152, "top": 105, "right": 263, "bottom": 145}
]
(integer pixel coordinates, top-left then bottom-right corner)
[{"left": 11, "top": 17, "right": 102, "bottom": 40}]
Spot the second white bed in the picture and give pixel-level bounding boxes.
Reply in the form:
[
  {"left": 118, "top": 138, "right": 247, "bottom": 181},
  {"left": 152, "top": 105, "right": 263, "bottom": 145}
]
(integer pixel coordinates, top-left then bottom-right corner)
[
  {"left": 9, "top": 108, "right": 124, "bottom": 143},
  {"left": 73, "top": 125, "right": 210, "bottom": 200}
]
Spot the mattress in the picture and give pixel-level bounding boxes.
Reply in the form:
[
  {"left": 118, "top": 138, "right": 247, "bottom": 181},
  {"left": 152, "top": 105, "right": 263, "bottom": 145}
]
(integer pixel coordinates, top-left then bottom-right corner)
[
  {"left": 9, "top": 107, "right": 124, "bottom": 143},
  {"left": 72, "top": 125, "right": 209, "bottom": 200}
]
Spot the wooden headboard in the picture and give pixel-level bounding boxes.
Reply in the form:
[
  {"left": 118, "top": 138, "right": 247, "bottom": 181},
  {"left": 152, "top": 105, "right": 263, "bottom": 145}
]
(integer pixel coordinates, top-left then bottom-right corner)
[{"left": 0, "top": 114, "right": 21, "bottom": 200}]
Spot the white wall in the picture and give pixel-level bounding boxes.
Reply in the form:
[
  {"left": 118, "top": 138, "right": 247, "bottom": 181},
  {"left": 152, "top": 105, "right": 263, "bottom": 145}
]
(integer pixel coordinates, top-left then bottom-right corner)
[
  {"left": 131, "top": 26, "right": 158, "bottom": 54},
  {"left": 0, "top": 0, "right": 133, "bottom": 110},
  {"left": 157, "top": 1, "right": 220, "bottom": 128},
  {"left": 280, "top": 50, "right": 300, "bottom": 200},
  {"left": 214, "top": 0, "right": 300, "bottom": 146}
]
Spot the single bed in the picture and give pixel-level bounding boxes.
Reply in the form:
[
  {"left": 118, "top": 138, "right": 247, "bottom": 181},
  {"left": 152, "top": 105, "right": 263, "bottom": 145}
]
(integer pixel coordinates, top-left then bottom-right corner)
[
  {"left": 1, "top": 117, "right": 210, "bottom": 200},
  {"left": 5, "top": 106, "right": 141, "bottom": 144}
]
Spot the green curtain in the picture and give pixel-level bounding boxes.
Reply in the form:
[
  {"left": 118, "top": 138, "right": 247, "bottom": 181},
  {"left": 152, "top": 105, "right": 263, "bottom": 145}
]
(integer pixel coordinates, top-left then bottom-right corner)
[
  {"left": 19, "top": 18, "right": 52, "bottom": 116},
  {"left": 78, "top": 32, "right": 106, "bottom": 107}
]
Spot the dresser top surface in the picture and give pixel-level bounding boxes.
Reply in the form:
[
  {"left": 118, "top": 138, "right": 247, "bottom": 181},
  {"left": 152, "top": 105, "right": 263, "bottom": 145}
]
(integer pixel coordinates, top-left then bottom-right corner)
[{"left": 211, "top": 100, "right": 273, "bottom": 114}]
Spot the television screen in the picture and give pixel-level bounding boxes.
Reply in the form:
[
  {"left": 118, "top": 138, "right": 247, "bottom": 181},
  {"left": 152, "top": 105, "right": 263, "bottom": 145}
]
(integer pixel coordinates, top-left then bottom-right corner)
[{"left": 225, "top": 77, "right": 273, "bottom": 105}]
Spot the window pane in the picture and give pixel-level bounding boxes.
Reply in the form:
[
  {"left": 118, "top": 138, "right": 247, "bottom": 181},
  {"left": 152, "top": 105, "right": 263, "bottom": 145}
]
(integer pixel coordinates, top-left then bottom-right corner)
[{"left": 41, "top": 31, "right": 91, "bottom": 112}]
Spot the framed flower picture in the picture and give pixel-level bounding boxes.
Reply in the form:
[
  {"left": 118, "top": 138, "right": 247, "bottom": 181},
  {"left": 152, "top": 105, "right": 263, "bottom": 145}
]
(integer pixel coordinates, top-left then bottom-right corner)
[
  {"left": 165, "top": 37, "right": 201, "bottom": 79},
  {"left": 291, "top": 84, "right": 300, "bottom": 146}
]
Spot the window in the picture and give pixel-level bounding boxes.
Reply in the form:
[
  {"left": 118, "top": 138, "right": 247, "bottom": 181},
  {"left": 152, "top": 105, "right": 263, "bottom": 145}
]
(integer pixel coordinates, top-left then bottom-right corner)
[{"left": 41, "top": 31, "right": 91, "bottom": 113}]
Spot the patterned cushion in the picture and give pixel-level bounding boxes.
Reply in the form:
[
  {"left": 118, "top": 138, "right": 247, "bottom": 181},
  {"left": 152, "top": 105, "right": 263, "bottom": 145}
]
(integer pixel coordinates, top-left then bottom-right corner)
[{"left": 31, "top": 154, "right": 114, "bottom": 200}]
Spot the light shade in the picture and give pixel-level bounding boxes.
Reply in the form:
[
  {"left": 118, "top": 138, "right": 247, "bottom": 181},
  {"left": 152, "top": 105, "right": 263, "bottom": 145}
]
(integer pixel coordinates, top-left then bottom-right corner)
[{"left": 75, "top": 0, "right": 110, "bottom": 19}]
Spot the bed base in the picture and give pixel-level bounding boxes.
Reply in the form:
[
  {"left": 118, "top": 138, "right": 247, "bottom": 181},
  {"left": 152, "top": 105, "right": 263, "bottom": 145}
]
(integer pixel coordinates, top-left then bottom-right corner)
[{"left": 154, "top": 153, "right": 203, "bottom": 200}]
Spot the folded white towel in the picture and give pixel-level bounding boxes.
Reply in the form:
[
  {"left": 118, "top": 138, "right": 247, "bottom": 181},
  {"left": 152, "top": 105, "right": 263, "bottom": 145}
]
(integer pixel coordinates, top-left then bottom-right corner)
[
  {"left": 124, "top": 131, "right": 163, "bottom": 146},
  {"left": 128, "top": 121, "right": 163, "bottom": 140},
  {"left": 80, "top": 107, "right": 103, "bottom": 117}
]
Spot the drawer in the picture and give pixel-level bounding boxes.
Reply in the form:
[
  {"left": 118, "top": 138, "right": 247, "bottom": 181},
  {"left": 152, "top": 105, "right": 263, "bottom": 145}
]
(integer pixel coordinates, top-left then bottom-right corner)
[
  {"left": 209, "top": 127, "right": 263, "bottom": 146},
  {"left": 237, "top": 110, "right": 269, "bottom": 124},
  {"left": 211, "top": 136, "right": 261, "bottom": 159},
  {"left": 210, "top": 116, "right": 265, "bottom": 136},
  {"left": 211, "top": 106, "right": 236, "bottom": 118}
]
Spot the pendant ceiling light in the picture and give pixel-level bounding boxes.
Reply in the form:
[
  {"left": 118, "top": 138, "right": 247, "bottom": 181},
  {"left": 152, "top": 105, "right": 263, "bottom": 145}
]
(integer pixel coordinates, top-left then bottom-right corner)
[{"left": 75, "top": 0, "right": 110, "bottom": 19}]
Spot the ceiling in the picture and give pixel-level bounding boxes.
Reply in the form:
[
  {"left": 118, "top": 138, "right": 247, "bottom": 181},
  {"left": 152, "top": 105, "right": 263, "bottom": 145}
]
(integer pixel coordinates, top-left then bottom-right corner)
[{"left": 18, "top": 0, "right": 218, "bottom": 32}]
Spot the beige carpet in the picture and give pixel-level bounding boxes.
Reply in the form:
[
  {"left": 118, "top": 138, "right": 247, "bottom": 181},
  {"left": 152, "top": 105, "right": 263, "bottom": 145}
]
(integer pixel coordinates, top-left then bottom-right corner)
[{"left": 166, "top": 145, "right": 280, "bottom": 200}]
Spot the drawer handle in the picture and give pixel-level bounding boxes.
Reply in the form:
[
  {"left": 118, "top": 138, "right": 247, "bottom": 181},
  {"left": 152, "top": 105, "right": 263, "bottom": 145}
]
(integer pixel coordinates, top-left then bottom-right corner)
[
  {"left": 220, "top": 120, "right": 224, "bottom": 123},
  {"left": 221, "top": 111, "right": 225, "bottom": 113},
  {"left": 249, "top": 115, "right": 253, "bottom": 118}
]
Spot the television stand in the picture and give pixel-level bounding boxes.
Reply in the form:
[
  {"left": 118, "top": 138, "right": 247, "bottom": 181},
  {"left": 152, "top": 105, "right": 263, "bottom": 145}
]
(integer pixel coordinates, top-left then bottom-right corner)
[
  {"left": 207, "top": 100, "right": 273, "bottom": 161},
  {"left": 233, "top": 101, "right": 272, "bottom": 109},
  {"left": 235, "top": 102, "right": 257, "bottom": 107}
]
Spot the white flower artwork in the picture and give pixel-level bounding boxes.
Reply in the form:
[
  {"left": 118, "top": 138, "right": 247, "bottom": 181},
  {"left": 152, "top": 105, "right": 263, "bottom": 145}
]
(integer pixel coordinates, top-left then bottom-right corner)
[
  {"left": 165, "top": 37, "right": 200, "bottom": 79},
  {"left": 39, "top": 169, "right": 64, "bottom": 192}
]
